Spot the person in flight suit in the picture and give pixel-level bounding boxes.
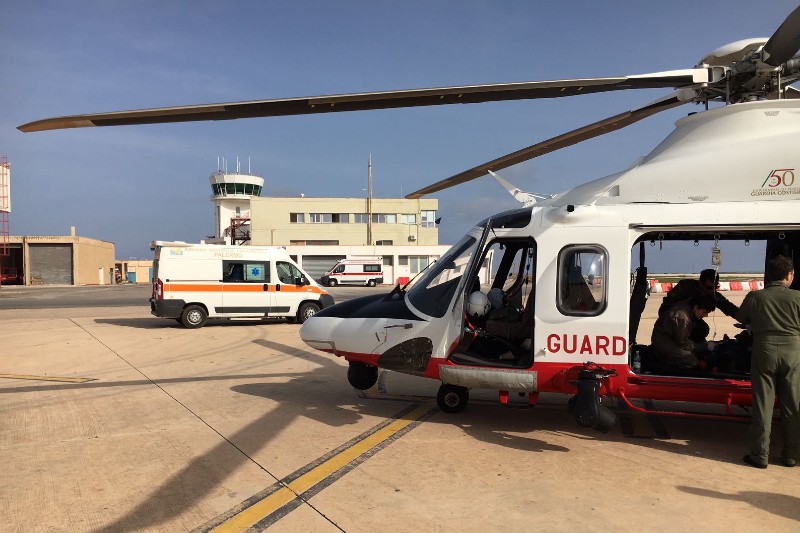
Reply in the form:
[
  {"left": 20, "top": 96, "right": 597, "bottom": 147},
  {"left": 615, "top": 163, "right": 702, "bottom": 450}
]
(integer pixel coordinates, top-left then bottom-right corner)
[
  {"left": 737, "top": 255, "right": 800, "bottom": 469},
  {"left": 658, "top": 269, "right": 739, "bottom": 343},
  {"left": 650, "top": 293, "right": 717, "bottom": 371}
]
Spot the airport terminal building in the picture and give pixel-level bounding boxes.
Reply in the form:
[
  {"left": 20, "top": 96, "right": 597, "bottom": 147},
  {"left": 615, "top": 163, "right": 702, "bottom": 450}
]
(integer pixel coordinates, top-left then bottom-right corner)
[{"left": 203, "top": 169, "right": 452, "bottom": 284}]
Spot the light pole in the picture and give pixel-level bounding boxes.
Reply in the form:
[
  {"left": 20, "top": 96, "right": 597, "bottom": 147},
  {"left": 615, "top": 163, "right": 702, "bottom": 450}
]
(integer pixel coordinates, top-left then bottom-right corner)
[{"left": 367, "top": 155, "right": 373, "bottom": 246}]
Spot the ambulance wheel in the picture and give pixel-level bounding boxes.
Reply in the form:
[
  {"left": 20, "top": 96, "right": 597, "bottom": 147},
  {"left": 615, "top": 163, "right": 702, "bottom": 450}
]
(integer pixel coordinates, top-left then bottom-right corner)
[
  {"left": 367, "top": 279, "right": 377, "bottom": 287},
  {"left": 297, "top": 302, "right": 320, "bottom": 324},
  {"left": 347, "top": 361, "right": 378, "bottom": 390},
  {"left": 437, "top": 384, "right": 469, "bottom": 413},
  {"left": 327, "top": 279, "right": 337, "bottom": 287},
  {"left": 181, "top": 305, "right": 207, "bottom": 329}
]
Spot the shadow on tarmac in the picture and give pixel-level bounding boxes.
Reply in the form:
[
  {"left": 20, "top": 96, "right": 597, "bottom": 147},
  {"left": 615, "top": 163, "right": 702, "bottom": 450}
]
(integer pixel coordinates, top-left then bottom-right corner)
[
  {"left": 93, "top": 317, "right": 289, "bottom": 329},
  {"left": 678, "top": 486, "right": 800, "bottom": 522},
  {"left": 90, "top": 343, "right": 353, "bottom": 532},
  {"left": 72, "top": 340, "right": 775, "bottom": 531}
]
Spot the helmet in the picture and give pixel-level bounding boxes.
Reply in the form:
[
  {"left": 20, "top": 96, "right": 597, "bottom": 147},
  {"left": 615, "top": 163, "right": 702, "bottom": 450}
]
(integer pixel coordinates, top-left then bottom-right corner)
[
  {"left": 467, "top": 291, "right": 491, "bottom": 317},
  {"left": 487, "top": 288, "right": 506, "bottom": 309}
]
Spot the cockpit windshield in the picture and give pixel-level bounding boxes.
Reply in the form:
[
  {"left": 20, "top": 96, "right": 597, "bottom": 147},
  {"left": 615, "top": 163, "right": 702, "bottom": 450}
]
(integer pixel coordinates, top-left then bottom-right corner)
[{"left": 406, "top": 225, "right": 485, "bottom": 318}]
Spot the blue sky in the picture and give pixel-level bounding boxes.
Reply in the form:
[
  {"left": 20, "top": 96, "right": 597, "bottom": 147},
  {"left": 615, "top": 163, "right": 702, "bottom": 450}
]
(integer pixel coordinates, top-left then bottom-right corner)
[{"left": 1, "top": 1, "right": 797, "bottom": 270}]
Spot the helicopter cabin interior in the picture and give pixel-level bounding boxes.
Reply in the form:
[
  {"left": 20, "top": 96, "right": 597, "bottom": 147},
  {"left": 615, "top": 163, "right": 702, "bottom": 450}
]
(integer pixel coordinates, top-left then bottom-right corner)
[
  {"left": 451, "top": 236, "right": 538, "bottom": 369},
  {"left": 629, "top": 228, "right": 800, "bottom": 380},
  {"left": 449, "top": 227, "right": 800, "bottom": 381}
]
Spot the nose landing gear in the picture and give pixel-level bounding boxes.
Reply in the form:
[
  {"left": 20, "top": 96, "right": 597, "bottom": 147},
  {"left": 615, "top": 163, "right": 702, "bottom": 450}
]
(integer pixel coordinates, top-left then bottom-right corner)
[
  {"left": 437, "top": 384, "right": 470, "bottom": 413},
  {"left": 347, "top": 361, "right": 379, "bottom": 390}
]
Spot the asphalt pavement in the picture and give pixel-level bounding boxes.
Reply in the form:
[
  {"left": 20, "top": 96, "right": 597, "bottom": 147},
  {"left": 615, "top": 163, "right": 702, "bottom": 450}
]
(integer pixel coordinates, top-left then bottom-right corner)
[
  {"left": 2, "top": 288, "right": 799, "bottom": 532},
  {"left": 0, "top": 283, "right": 376, "bottom": 309}
]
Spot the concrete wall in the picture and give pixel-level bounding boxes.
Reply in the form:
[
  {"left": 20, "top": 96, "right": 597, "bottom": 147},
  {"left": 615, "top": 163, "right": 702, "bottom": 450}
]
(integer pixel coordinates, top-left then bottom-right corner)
[
  {"left": 115, "top": 260, "right": 154, "bottom": 284},
  {"left": 74, "top": 237, "right": 116, "bottom": 285}
]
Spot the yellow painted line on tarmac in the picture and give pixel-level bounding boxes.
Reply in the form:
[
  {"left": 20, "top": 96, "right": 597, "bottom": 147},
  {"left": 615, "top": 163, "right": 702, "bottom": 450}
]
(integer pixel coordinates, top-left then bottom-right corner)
[
  {"left": 0, "top": 373, "right": 95, "bottom": 383},
  {"left": 210, "top": 403, "right": 435, "bottom": 532}
]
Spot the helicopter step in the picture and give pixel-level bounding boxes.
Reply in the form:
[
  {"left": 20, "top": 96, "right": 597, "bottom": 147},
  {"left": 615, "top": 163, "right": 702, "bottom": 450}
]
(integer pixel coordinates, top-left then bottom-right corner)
[{"left": 438, "top": 365, "right": 537, "bottom": 393}]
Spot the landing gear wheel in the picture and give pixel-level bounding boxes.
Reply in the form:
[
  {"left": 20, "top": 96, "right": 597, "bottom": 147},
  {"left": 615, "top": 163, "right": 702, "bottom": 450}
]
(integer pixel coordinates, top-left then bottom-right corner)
[
  {"left": 328, "top": 279, "right": 337, "bottom": 287},
  {"left": 437, "top": 384, "right": 469, "bottom": 413},
  {"left": 367, "top": 279, "right": 376, "bottom": 287},
  {"left": 297, "top": 302, "right": 321, "bottom": 324},
  {"left": 180, "top": 305, "right": 207, "bottom": 329},
  {"left": 347, "top": 361, "right": 379, "bottom": 390}
]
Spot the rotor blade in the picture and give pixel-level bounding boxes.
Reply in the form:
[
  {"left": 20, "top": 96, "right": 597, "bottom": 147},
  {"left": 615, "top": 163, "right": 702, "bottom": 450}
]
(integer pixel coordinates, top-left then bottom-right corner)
[
  {"left": 18, "top": 69, "right": 712, "bottom": 133},
  {"left": 763, "top": 5, "right": 800, "bottom": 66},
  {"left": 405, "top": 91, "right": 689, "bottom": 199}
]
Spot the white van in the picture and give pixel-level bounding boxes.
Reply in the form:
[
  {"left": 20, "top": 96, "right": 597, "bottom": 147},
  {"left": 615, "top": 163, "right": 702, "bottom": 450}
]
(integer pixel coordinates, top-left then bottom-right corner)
[
  {"left": 150, "top": 241, "right": 334, "bottom": 328},
  {"left": 320, "top": 257, "right": 384, "bottom": 287}
]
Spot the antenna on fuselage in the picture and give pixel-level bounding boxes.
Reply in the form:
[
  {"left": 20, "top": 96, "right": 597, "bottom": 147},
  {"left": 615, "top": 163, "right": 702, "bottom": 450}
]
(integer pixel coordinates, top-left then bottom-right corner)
[{"left": 487, "top": 170, "right": 553, "bottom": 207}]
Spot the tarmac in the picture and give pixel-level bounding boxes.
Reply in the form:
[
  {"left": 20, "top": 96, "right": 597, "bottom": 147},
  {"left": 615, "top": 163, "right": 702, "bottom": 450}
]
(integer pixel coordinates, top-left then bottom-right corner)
[{"left": 2, "top": 290, "right": 800, "bottom": 532}]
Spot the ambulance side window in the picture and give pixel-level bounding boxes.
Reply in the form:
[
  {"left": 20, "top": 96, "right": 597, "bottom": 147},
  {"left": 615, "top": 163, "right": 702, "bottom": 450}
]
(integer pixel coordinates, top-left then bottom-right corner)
[
  {"left": 277, "top": 261, "right": 307, "bottom": 285},
  {"left": 223, "top": 261, "right": 270, "bottom": 283},
  {"left": 557, "top": 245, "right": 606, "bottom": 316},
  {"left": 334, "top": 265, "right": 345, "bottom": 273}
]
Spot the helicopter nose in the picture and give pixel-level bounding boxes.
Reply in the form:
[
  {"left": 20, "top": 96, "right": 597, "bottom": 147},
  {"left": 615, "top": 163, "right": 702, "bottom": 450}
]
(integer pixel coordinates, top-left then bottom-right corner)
[{"left": 299, "top": 315, "right": 340, "bottom": 353}]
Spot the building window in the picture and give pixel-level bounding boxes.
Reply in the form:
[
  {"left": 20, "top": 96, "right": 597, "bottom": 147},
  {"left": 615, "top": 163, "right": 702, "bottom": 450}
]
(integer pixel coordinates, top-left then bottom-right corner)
[
  {"left": 375, "top": 240, "right": 393, "bottom": 245},
  {"left": 372, "top": 213, "right": 397, "bottom": 224},
  {"left": 400, "top": 255, "right": 429, "bottom": 274},
  {"left": 354, "top": 213, "right": 369, "bottom": 224},
  {"left": 421, "top": 210, "right": 437, "bottom": 228},
  {"left": 401, "top": 214, "right": 417, "bottom": 224},
  {"left": 333, "top": 213, "right": 350, "bottom": 223},
  {"left": 290, "top": 213, "right": 305, "bottom": 223},
  {"left": 310, "top": 213, "right": 333, "bottom": 223},
  {"left": 383, "top": 256, "right": 394, "bottom": 266}
]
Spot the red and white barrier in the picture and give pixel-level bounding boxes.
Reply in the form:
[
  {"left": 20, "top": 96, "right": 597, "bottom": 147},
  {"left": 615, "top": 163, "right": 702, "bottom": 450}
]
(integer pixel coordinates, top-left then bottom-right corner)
[{"left": 648, "top": 279, "right": 763, "bottom": 293}]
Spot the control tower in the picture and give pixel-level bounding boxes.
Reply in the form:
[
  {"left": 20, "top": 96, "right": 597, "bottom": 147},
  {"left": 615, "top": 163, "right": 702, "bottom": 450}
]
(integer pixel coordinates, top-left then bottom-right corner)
[{"left": 209, "top": 164, "right": 264, "bottom": 245}]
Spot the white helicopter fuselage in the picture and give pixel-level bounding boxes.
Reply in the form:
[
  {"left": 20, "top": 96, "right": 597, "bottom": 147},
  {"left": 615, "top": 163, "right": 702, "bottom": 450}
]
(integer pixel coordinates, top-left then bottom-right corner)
[{"left": 300, "top": 99, "right": 800, "bottom": 412}]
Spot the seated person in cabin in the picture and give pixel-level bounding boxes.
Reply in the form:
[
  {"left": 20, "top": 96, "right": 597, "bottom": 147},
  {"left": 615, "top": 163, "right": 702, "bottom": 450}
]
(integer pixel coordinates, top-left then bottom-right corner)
[
  {"left": 224, "top": 263, "right": 245, "bottom": 282},
  {"left": 650, "top": 293, "right": 718, "bottom": 371},
  {"left": 562, "top": 267, "right": 597, "bottom": 312},
  {"left": 484, "top": 287, "right": 533, "bottom": 344},
  {"left": 658, "top": 269, "right": 739, "bottom": 340}
]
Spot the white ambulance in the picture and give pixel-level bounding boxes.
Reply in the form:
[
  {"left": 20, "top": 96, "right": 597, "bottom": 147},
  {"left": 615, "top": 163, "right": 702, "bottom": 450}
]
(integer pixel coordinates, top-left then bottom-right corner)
[
  {"left": 320, "top": 257, "right": 384, "bottom": 287},
  {"left": 150, "top": 241, "right": 334, "bottom": 328}
]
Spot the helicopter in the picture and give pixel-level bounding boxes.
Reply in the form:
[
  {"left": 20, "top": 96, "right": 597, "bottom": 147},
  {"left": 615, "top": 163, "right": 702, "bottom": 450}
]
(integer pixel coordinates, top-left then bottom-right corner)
[{"left": 18, "top": 6, "right": 800, "bottom": 432}]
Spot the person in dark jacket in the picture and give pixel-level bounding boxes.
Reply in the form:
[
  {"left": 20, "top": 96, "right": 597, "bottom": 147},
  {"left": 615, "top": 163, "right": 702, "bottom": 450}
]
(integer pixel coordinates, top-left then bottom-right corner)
[
  {"left": 737, "top": 256, "right": 800, "bottom": 469},
  {"left": 651, "top": 293, "right": 717, "bottom": 371},
  {"left": 658, "top": 269, "right": 739, "bottom": 342}
]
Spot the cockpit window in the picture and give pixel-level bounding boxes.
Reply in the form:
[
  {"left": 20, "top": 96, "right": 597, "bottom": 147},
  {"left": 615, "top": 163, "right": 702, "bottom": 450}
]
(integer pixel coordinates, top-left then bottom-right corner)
[
  {"left": 407, "top": 229, "right": 482, "bottom": 317},
  {"left": 557, "top": 245, "right": 607, "bottom": 316}
]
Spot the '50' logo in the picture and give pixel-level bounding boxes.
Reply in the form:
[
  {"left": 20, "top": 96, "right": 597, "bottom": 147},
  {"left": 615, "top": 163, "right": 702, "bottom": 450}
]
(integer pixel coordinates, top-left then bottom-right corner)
[{"left": 762, "top": 169, "right": 796, "bottom": 187}]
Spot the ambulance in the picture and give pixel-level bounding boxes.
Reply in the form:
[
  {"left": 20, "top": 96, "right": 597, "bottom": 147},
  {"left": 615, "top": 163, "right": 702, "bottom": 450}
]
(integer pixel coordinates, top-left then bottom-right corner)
[
  {"left": 320, "top": 257, "right": 384, "bottom": 287},
  {"left": 150, "top": 241, "right": 334, "bottom": 328}
]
